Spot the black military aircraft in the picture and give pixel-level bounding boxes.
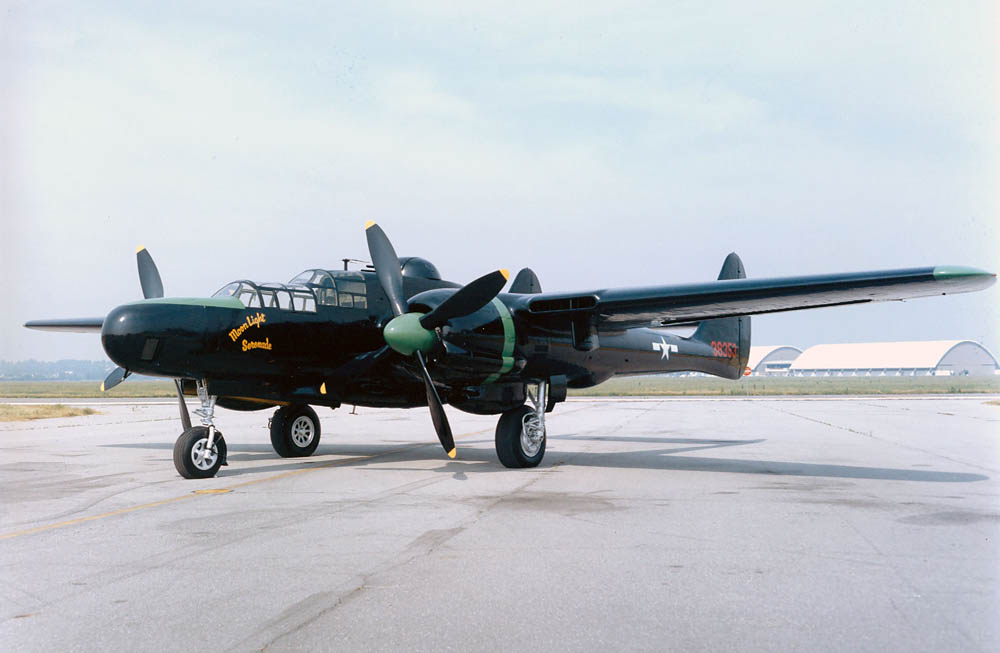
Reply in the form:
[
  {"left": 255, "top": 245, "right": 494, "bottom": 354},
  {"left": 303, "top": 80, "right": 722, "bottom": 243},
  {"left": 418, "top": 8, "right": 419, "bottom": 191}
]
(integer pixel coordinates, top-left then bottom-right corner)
[{"left": 25, "top": 222, "right": 995, "bottom": 479}]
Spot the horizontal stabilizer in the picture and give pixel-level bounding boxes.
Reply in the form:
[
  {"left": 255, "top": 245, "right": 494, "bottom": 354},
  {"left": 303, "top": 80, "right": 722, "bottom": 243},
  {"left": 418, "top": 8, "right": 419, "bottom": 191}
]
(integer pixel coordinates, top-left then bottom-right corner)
[{"left": 24, "top": 318, "right": 104, "bottom": 333}]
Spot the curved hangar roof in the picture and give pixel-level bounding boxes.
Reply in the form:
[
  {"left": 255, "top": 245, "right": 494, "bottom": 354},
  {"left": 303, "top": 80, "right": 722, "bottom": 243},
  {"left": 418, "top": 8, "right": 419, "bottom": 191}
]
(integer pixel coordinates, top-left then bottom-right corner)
[
  {"left": 790, "top": 340, "right": 999, "bottom": 374},
  {"left": 748, "top": 345, "right": 803, "bottom": 371}
]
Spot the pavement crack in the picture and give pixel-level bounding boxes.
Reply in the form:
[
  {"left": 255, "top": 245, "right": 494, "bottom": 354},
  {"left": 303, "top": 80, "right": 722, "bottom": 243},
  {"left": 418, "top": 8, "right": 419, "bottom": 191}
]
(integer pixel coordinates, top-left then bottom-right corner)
[{"left": 765, "top": 404, "right": 997, "bottom": 473}]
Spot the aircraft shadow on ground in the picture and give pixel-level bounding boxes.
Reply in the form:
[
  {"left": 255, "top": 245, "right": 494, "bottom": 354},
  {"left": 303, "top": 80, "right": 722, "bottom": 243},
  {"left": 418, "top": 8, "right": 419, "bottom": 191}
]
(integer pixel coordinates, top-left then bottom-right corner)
[{"left": 100, "top": 435, "right": 988, "bottom": 483}]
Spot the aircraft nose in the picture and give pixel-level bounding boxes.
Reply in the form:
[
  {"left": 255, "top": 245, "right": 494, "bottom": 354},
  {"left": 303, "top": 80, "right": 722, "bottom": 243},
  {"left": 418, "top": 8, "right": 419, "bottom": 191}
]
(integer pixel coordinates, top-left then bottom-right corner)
[
  {"left": 101, "top": 303, "right": 153, "bottom": 369},
  {"left": 101, "top": 301, "right": 203, "bottom": 373}
]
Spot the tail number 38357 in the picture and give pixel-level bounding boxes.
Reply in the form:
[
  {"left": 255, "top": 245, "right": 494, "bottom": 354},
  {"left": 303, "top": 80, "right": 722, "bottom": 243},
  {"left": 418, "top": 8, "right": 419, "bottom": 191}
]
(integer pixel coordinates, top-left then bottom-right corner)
[{"left": 711, "top": 341, "right": 739, "bottom": 358}]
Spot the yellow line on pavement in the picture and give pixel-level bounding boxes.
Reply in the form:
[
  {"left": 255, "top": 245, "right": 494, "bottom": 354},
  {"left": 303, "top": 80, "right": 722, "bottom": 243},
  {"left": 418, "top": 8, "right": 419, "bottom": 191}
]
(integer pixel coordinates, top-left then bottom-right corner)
[
  {"left": 0, "top": 495, "right": 197, "bottom": 541},
  {"left": 0, "top": 427, "right": 495, "bottom": 541}
]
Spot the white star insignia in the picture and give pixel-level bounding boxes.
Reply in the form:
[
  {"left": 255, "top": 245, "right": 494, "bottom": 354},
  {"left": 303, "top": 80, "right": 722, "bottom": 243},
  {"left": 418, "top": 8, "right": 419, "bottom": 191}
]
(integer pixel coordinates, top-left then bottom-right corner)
[{"left": 652, "top": 336, "right": 678, "bottom": 360}]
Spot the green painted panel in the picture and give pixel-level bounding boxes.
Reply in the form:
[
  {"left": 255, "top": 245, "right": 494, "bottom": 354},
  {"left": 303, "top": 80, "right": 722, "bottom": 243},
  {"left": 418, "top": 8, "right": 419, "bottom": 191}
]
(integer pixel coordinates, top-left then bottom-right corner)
[
  {"left": 126, "top": 297, "right": 245, "bottom": 309},
  {"left": 484, "top": 298, "right": 516, "bottom": 384}
]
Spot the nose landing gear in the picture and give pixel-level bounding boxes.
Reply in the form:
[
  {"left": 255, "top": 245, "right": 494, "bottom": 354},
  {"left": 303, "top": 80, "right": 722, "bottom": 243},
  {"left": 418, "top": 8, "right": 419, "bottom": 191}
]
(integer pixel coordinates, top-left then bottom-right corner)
[{"left": 172, "top": 379, "right": 228, "bottom": 479}]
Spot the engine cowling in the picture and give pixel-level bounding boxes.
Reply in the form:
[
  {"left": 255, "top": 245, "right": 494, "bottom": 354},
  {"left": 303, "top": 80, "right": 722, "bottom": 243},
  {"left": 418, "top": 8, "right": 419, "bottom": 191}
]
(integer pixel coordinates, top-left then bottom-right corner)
[{"left": 407, "top": 289, "right": 519, "bottom": 386}]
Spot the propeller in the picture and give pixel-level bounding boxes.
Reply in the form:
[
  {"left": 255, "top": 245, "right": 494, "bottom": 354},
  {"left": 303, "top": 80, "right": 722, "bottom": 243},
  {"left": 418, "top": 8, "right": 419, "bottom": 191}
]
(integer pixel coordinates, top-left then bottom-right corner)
[
  {"left": 419, "top": 269, "right": 509, "bottom": 330},
  {"left": 137, "top": 246, "right": 164, "bottom": 299},
  {"left": 101, "top": 366, "right": 131, "bottom": 392},
  {"left": 364, "top": 221, "right": 509, "bottom": 458},
  {"left": 103, "top": 246, "right": 166, "bottom": 392}
]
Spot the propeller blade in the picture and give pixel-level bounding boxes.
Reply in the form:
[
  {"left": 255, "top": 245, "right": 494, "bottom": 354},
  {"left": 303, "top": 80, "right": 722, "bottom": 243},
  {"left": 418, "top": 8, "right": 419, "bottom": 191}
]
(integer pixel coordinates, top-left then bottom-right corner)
[
  {"left": 101, "top": 366, "right": 130, "bottom": 392},
  {"left": 136, "top": 247, "right": 164, "bottom": 299},
  {"left": 415, "top": 351, "right": 456, "bottom": 458},
  {"left": 364, "top": 222, "right": 407, "bottom": 317},
  {"left": 419, "top": 269, "right": 510, "bottom": 330}
]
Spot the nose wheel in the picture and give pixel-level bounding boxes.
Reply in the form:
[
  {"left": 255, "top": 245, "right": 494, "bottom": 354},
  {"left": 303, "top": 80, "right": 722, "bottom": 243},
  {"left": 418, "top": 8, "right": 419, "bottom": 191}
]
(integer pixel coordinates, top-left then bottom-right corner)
[
  {"left": 173, "top": 426, "right": 228, "bottom": 479},
  {"left": 172, "top": 379, "right": 227, "bottom": 479}
]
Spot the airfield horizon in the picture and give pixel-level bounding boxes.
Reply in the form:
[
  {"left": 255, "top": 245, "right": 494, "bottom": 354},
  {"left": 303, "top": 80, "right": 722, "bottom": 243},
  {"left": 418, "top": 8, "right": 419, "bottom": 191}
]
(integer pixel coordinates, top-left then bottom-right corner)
[{"left": 1, "top": 376, "right": 998, "bottom": 400}]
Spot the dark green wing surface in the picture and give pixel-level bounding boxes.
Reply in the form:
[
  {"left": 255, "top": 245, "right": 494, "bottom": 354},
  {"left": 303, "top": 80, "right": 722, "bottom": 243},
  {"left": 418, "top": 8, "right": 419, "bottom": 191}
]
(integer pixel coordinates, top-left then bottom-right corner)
[
  {"left": 24, "top": 318, "right": 105, "bottom": 333},
  {"left": 517, "top": 266, "right": 995, "bottom": 330}
]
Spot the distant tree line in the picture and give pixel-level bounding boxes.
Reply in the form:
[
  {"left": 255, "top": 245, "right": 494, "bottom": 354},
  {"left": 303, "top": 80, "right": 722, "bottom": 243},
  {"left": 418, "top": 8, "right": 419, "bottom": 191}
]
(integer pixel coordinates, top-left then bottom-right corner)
[{"left": 0, "top": 360, "right": 116, "bottom": 381}]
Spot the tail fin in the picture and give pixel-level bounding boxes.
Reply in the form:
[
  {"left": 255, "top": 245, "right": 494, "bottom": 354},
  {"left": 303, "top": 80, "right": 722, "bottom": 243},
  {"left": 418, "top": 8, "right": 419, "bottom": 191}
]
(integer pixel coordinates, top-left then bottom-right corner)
[
  {"left": 691, "top": 253, "right": 752, "bottom": 380},
  {"left": 509, "top": 268, "right": 542, "bottom": 294}
]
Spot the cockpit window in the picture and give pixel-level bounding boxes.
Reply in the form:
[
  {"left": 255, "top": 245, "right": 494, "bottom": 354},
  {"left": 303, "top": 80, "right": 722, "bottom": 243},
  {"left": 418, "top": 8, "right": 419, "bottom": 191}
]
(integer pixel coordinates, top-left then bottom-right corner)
[
  {"left": 290, "top": 290, "right": 316, "bottom": 312},
  {"left": 258, "top": 285, "right": 294, "bottom": 310},
  {"left": 213, "top": 281, "right": 261, "bottom": 308},
  {"left": 214, "top": 280, "right": 315, "bottom": 312},
  {"left": 288, "top": 269, "right": 367, "bottom": 309},
  {"left": 215, "top": 282, "right": 240, "bottom": 297}
]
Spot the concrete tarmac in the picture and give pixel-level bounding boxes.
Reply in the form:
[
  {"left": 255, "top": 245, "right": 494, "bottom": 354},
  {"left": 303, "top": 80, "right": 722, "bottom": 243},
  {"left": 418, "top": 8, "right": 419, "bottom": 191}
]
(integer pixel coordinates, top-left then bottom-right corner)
[{"left": 1, "top": 397, "right": 998, "bottom": 651}]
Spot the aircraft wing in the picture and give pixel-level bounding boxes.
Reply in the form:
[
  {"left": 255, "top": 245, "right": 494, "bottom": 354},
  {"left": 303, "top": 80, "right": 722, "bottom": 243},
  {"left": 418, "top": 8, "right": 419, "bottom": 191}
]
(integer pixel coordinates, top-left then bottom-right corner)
[
  {"left": 516, "top": 266, "right": 995, "bottom": 331},
  {"left": 24, "top": 318, "right": 105, "bottom": 333}
]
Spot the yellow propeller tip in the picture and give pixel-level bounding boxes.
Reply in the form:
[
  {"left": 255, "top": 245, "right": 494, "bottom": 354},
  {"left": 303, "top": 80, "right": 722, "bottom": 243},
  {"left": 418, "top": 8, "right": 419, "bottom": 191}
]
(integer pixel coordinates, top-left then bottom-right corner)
[
  {"left": 500, "top": 269, "right": 510, "bottom": 281},
  {"left": 364, "top": 220, "right": 376, "bottom": 230},
  {"left": 136, "top": 245, "right": 146, "bottom": 254},
  {"left": 320, "top": 382, "right": 327, "bottom": 395},
  {"left": 447, "top": 448, "right": 457, "bottom": 459},
  {"left": 99, "top": 383, "right": 106, "bottom": 392}
]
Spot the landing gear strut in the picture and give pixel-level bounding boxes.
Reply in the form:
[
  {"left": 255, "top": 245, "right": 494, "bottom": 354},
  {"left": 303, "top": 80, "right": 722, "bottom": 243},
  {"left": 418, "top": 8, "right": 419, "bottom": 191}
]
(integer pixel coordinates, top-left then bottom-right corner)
[
  {"left": 172, "top": 379, "right": 227, "bottom": 479},
  {"left": 495, "top": 380, "right": 547, "bottom": 468}
]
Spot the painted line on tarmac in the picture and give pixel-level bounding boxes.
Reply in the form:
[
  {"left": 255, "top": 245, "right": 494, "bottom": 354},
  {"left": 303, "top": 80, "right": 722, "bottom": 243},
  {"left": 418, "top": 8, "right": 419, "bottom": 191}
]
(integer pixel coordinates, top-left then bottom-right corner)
[
  {"left": 0, "top": 451, "right": 405, "bottom": 541},
  {"left": 0, "top": 494, "right": 200, "bottom": 541},
  {"left": 0, "top": 431, "right": 491, "bottom": 541},
  {"left": 0, "top": 411, "right": 568, "bottom": 542}
]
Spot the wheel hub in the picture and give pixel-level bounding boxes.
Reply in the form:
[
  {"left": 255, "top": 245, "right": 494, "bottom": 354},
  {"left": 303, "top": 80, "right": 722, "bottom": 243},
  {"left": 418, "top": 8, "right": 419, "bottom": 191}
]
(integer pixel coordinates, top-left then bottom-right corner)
[
  {"left": 290, "top": 416, "right": 315, "bottom": 448},
  {"left": 520, "top": 414, "right": 544, "bottom": 457},
  {"left": 190, "top": 438, "right": 218, "bottom": 470}
]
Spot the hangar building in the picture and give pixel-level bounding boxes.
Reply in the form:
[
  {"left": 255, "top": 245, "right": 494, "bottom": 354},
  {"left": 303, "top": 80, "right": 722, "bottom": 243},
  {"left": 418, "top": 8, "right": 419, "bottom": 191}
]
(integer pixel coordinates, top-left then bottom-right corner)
[
  {"left": 787, "top": 340, "right": 998, "bottom": 377},
  {"left": 747, "top": 346, "right": 803, "bottom": 376}
]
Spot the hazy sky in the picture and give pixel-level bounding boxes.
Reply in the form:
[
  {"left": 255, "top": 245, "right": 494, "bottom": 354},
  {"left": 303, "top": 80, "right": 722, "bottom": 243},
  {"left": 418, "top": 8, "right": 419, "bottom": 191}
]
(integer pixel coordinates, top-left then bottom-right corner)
[{"left": 3, "top": 1, "right": 998, "bottom": 362}]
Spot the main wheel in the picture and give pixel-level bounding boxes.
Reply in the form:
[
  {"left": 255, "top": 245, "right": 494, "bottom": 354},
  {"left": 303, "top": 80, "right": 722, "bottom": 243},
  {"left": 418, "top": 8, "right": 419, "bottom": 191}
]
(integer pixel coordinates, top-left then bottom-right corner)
[
  {"left": 270, "top": 404, "right": 321, "bottom": 458},
  {"left": 495, "top": 404, "right": 546, "bottom": 468},
  {"left": 173, "top": 426, "right": 227, "bottom": 479}
]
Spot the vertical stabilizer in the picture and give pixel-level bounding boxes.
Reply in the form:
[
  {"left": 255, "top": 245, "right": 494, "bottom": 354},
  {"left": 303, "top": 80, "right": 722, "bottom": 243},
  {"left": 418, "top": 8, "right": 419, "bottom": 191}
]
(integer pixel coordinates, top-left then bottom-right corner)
[
  {"left": 691, "top": 253, "right": 752, "bottom": 379},
  {"left": 510, "top": 268, "right": 543, "bottom": 294}
]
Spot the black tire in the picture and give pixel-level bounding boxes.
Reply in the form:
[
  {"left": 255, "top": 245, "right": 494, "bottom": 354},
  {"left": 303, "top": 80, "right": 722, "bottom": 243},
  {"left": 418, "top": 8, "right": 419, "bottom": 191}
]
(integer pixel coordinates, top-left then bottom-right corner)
[
  {"left": 270, "top": 404, "right": 321, "bottom": 458},
  {"left": 173, "top": 426, "right": 227, "bottom": 479},
  {"left": 495, "top": 405, "right": 546, "bottom": 468}
]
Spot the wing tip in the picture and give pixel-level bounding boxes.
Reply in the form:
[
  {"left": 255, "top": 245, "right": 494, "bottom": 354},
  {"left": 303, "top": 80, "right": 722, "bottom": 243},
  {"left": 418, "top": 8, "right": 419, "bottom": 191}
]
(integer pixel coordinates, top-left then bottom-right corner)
[{"left": 932, "top": 265, "right": 996, "bottom": 288}]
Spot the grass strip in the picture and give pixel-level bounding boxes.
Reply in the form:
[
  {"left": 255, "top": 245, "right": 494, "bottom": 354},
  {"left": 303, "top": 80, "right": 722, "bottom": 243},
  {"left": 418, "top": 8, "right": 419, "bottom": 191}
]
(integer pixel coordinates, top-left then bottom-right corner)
[
  {"left": 1, "top": 376, "right": 998, "bottom": 400},
  {"left": 570, "top": 375, "right": 1000, "bottom": 397},
  {"left": 0, "top": 381, "right": 176, "bottom": 398},
  {"left": 0, "top": 405, "right": 100, "bottom": 422}
]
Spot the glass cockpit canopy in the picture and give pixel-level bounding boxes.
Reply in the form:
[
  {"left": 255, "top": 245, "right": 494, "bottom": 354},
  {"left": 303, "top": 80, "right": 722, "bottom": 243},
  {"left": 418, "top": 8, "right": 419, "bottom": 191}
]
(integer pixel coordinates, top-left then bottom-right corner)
[
  {"left": 287, "top": 269, "right": 367, "bottom": 309},
  {"left": 212, "top": 280, "right": 316, "bottom": 311},
  {"left": 212, "top": 270, "right": 368, "bottom": 310}
]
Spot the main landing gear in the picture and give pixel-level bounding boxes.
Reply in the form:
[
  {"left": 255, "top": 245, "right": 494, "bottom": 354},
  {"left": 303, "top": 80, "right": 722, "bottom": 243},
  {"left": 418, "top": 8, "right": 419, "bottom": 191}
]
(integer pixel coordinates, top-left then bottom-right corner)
[
  {"left": 172, "top": 380, "right": 228, "bottom": 479},
  {"left": 269, "top": 404, "right": 322, "bottom": 457},
  {"left": 495, "top": 380, "right": 548, "bottom": 468}
]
